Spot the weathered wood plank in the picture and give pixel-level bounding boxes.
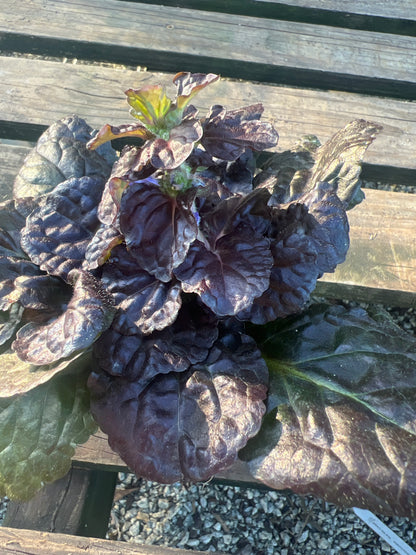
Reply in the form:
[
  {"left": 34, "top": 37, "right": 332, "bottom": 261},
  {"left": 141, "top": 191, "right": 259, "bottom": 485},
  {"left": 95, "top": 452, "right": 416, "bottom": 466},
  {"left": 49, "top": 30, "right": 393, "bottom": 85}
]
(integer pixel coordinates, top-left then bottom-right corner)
[
  {"left": 3, "top": 467, "right": 117, "bottom": 539},
  {"left": 1, "top": 56, "right": 416, "bottom": 176},
  {"left": 0, "top": 526, "right": 214, "bottom": 555},
  {"left": 1, "top": 0, "right": 415, "bottom": 97},
  {"left": 253, "top": 0, "right": 416, "bottom": 20},
  {"left": 318, "top": 189, "right": 416, "bottom": 307},
  {"left": 0, "top": 142, "right": 32, "bottom": 200}
]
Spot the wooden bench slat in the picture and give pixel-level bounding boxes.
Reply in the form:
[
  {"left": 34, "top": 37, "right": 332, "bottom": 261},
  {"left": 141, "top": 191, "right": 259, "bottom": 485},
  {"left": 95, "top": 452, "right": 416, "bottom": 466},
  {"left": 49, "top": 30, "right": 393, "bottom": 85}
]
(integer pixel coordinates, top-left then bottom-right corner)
[
  {"left": 1, "top": 0, "right": 415, "bottom": 98},
  {"left": 0, "top": 526, "right": 213, "bottom": 555},
  {"left": 253, "top": 0, "right": 416, "bottom": 20},
  {"left": 318, "top": 189, "right": 416, "bottom": 307},
  {"left": 1, "top": 56, "right": 416, "bottom": 179}
]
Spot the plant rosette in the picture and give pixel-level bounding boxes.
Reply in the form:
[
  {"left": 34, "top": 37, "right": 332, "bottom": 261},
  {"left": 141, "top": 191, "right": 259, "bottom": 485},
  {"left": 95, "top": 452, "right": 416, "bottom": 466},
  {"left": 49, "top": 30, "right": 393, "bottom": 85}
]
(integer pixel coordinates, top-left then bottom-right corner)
[{"left": 1, "top": 72, "right": 416, "bottom": 521}]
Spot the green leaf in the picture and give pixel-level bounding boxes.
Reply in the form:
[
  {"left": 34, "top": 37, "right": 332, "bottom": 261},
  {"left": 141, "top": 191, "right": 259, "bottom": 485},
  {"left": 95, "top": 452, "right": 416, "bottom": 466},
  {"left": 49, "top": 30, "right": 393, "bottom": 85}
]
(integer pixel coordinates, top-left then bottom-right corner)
[
  {"left": 0, "top": 350, "right": 85, "bottom": 398},
  {"left": 0, "top": 366, "right": 97, "bottom": 500},
  {"left": 242, "top": 303, "right": 416, "bottom": 520},
  {"left": 125, "top": 85, "right": 172, "bottom": 128}
]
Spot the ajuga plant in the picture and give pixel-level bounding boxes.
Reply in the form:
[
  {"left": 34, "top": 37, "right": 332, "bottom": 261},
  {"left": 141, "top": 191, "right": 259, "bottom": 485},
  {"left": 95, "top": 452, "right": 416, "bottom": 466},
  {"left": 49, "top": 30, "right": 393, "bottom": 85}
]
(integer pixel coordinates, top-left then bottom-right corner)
[{"left": 1, "top": 72, "right": 416, "bottom": 521}]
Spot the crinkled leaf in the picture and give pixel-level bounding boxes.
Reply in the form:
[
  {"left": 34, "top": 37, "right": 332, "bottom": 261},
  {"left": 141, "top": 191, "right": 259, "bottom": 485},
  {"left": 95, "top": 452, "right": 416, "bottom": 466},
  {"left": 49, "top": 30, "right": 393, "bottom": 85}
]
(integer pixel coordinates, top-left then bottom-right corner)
[
  {"left": 93, "top": 300, "right": 218, "bottom": 380},
  {"left": 259, "top": 120, "right": 381, "bottom": 209},
  {"left": 86, "top": 122, "right": 153, "bottom": 150},
  {"left": 100, "top": 244, "right": 182, "bottom": 335},
  {"left": 14, "top": 115, "right": 115, "bottom": 198},
  {"left": 309, "top": 119, "right": 382, "bottom": 209},
  {"left": 201, "top": 104, "right": 278, "bottom": 161},
  {"left": 89, "top": 331, "right": 267, "bottom": 483},
  {"left": 83, "top": 224, "right": 123, "bottom": 270},
  {"left": 255, "top": 136, "right": 319, "bottom": 204},
  {"left": 10, "top": 274, "right": 71, "bottom": 312},
  {"left": 119, "top": 180, "right": 198, "bottom": 282},
  {"left": 0, "top": 304, "right": 24, "bottom": 348},
  {"left": 237, "top": 204, "right": 319, "bottom": 324},
  {"left": 174, "top": 225, "right": 272, "bottom": 316},
  {"left": 300, "top": 181, "right": 349, "bottom": 274},
  {"left": 126, "top": 85, "right": 172, "bottom": 127},
  {"left": 13, "top": 270, "right": 115, "bottom": 365},
  {"left": 0, "top": 198, "right": 38, "bottom": 258},
  {"left": 147, "top": 119, "right": 203, "bottom": 169},
  {"left": 173, "top": 72, "right": 219, "bottom": 111},
  {"left": 0, "top": 367, "right": 96, "bottom": 500},
  {"left": 242, "top": 303, "right": 416, "bottom": 520},
  {"left": 0, "top": 350, "right": 85, "bottom": 398},
  {"left": 0, "top": 256, "right": 43, "bottom": 310},
  {"left": 20, "top": 176, "right": 104, "bottom": 281},
  {"left": 242, "top": 181, "right": 349, "bottom": 324}
]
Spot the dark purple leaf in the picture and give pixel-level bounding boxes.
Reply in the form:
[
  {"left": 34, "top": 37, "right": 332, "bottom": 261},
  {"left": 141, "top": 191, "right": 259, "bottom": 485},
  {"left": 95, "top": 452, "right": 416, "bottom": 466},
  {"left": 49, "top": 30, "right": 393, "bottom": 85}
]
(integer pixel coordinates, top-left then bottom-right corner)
[
  {"left": 300, "top": 181, "right": 349, "bottom": 274},
  {"left": 243, "top": 304, "right": 416, "bottom": 520},
  {"left": 147, "top": 119, "right": 203, "bottom": 169},
  {"left": 13, "top": 270, "right": 115, "bottom": 365},
  {"left": 119, "top": 180, "right": 198, "bottom": 282},
  {"left": 201, "top": 104, "right": 278, "bottom": 161},
  {"left": 0, "top": 199, "right": 38, "bottom": 258},
  {"left": 239, "top": 182, "right": 349, "bottom": 324},
  {"left": 0, "top": 257, "right": 43, "bottom": 311},
  {"left": 89, "top": 331, "right": 268, "bottom": 483},
  {"left": 100, "top": 244, "right": 182, "bottom": 335},
  {"left": 12, "top": 274, "right": 70, "bottom": 311},
  {"left": 174, "top": 223, "right": 272, "bottom": 316},
  {"left": 20, "top": 176, "right": 104, "bottom": 281},
  {"left": 14, "top": 115, "right": 115, "bottom": 198},
  {"left": 237, "top": 204, "right": 319, "bottom": 323},
  {"left": 83, "top": 224, "right": 123, "bottom": 270},
  {"left": 173, "top": 72, "right": 219, "bottom": 111},
  {"left": 93, "top": 300, "right": 218, "bottom": 381},
  {"left": 0, "top": 304, "right": 24, "bottom": 348}
]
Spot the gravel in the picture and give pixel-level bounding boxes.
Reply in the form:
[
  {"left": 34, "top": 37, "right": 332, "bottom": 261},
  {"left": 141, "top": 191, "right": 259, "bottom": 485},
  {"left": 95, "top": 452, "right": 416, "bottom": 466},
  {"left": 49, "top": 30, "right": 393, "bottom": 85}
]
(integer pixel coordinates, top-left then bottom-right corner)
[{"left": 106, "top": 474, "right": 416, "bottom": 554}]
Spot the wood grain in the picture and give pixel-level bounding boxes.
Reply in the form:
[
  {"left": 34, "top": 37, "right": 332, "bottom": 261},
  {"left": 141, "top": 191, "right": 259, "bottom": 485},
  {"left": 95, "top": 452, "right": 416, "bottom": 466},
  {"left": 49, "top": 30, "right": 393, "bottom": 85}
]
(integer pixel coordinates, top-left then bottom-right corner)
[
  {"left": 1, "top": 56, "right": 416, "bottom": 174},
  {"left": 253, "top": 0, "right": 416, "bottom": 20},
  {"left": 1, "top": 0, "right": 415, "bottom": 96},
  {"left": 0, "top": 526, "right": 211, "bottom": 555}
]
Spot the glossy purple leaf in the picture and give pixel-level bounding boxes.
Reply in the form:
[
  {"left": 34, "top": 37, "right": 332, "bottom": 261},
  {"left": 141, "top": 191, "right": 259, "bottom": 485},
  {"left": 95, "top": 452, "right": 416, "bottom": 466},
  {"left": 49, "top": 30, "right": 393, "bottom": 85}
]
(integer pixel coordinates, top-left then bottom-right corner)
[
  {"left": 20, "top": 176, "right": 104, "bottom": 281},
  {"left": 237, "top": 204, "right": 319, "bottom": 323},
  {"left": 13, "top": 270, "right": 115, "bottom": 365},
  {"left": 100, "top": 244, "right": 182, "bottom": 335},
  {"left": 83, "top": 224, "right": 123, "bottom": 270},
  {"left": 201, "top": 104, "right": 278, "bottom": 161},
  {"left": 239, "top": 182, "right": 349, "bottom": 324},
  {"left": 0, "top": 304, "right": 24, "bottom": 348},
  {"left": 173, "top": 72, "right": 219, "bottom": 111},
  {"left": 89, "top": 331, "right": 268, "bottom": 483},
  {"left": 174, "top": 224, "right": 272, "bottom": 317},
  {"left": 147, "top": 119, "right": 203, "bottom": 169},
  {"left": 0, "top": 257, "right": 43, "bottom": 311},
  {"left": 93, "top": 300, "right": 218, "bottom": 381},
  {"left": 14, "top": 115, "right": 115, "bottom": 198},
  {"left": 119, "top": 180, "right": 198, "bottom": 282},
  {"left": 243, "top": 304, "right": 416, "bottom": 520}
]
